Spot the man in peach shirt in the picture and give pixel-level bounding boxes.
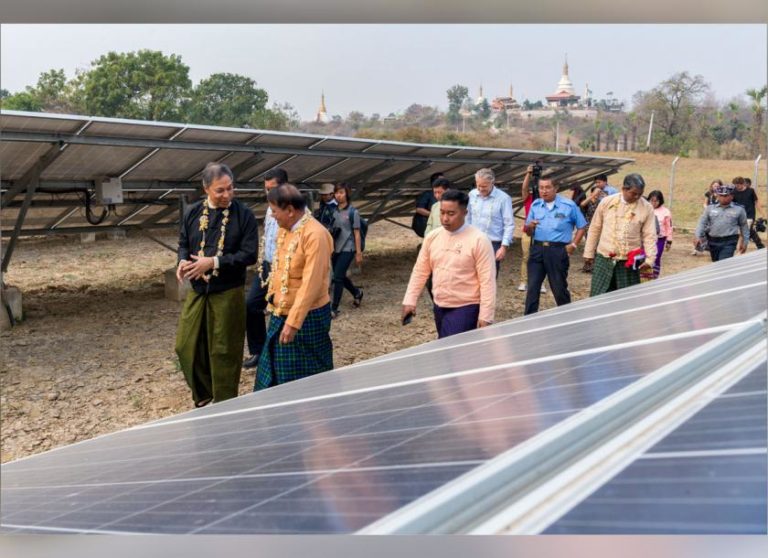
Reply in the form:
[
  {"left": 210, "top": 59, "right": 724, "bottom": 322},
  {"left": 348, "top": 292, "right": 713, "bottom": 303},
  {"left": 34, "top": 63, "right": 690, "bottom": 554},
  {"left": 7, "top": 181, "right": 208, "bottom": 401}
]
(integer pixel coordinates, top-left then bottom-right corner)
[
  {"left": 255, "top": 184, "right": 334, "bottom": 390},
  {"left": 402, "top": 189, "right": 496, "bottom": 338}
]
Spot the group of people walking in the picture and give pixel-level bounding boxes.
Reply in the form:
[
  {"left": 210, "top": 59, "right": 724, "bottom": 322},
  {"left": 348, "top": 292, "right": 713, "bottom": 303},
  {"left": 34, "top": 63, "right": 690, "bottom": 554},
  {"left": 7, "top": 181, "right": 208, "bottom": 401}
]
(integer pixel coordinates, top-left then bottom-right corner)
[{"left": 173, "top": 161, "right": 763, "bottom": 408}]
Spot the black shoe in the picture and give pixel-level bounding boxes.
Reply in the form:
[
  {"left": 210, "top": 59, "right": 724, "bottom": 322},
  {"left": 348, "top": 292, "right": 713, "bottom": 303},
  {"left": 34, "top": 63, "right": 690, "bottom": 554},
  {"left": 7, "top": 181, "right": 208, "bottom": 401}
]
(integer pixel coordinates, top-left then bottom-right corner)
[
  {"left": 352, "top": 289, "right": 364, "bottom": 308},
  {"left": 243, "top": 354, "right": 260, "bottom": 368}
]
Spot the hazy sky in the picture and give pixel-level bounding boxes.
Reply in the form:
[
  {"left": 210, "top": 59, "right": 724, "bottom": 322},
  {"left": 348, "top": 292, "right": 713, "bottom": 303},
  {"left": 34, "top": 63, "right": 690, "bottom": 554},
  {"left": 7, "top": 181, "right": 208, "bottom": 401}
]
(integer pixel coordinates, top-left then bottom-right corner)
[{"left": 2, "top": 24, "right": 766, "bottom": 121}]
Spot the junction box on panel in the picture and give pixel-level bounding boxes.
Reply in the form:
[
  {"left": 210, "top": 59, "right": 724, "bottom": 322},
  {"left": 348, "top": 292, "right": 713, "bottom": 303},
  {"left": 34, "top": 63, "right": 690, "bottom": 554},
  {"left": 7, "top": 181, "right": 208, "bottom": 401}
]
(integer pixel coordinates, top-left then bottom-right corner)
[{"left": 96, "top": 177, "right": 124, "bottom": 205}]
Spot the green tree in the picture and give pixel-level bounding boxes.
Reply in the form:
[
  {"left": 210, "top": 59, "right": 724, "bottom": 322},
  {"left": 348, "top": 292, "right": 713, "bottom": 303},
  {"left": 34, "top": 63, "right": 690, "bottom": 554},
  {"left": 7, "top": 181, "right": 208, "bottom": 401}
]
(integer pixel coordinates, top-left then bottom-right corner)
[
  {"left": 1, "top": 91, "right": 43, "bottom": 111},
  {"left": 251, "top": 102, "right": 300, "bottom": 131},
  {"left": 33, "top": 69, "right": 70, "bottom": 112},
  {"left": 347, "top": 110, "right": 366, "bottom": 130},
  {"left": 746, "top": 85, "right": 767, "bottom": 155},
  {"left": 1, "top": 69, "right": 80, "bottom": 113},
  {"left": 446, "top": 84, "right": 469, "bottom": 126},
  {"left": 81, "top": 50, "right": 191, "bottom": 121},
  {"left": 633, "top": 72, "right": 709, "bottom": 154},
  {"left": 474, "top": 98, "right": 491, "bottom": 120},
  {"left": 187, "top": 73, "right": 268, "bottom": 127}
]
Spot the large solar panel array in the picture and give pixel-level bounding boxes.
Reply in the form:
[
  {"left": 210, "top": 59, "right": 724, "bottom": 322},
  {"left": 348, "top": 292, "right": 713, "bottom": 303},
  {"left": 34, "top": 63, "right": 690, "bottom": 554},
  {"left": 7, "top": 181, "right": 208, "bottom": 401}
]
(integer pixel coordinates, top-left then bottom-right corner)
[
  {"left": 1, "top": 251, "right": 765, "bottom": 534},
  {"left": 0, "top": 109, "right": 633, "bottom": 271}
]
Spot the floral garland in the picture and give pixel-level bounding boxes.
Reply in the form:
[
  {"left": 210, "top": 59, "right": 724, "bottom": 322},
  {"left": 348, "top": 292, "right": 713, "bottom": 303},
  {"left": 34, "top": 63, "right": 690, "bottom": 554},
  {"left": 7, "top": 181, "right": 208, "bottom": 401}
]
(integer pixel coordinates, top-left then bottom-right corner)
[
  {"left": 608, "top": 198, "right": 637, "bottom": 259},
  {"left": 268, "top": 209, "right": 311, "bottom": 315},
  {"left": 255, "top": 233, "right": 270, "bottom": 289},
  {"left": 198, "top": 203, "right": 229, "bottom": 281}
]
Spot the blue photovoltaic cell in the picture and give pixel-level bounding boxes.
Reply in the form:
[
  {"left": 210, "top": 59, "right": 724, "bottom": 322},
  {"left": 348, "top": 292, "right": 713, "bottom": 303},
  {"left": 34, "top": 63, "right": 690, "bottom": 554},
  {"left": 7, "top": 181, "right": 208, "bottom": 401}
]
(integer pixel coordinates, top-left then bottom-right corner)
[
  {"left": 2, "top": 251, "right": 764, "bottom": 535},
  {"left": 0, "top": 334, "right": 718, "bottom": 534},
  {"left": 148, "top": 258, "right": 766, "bottom": 426},
  {"left": 543, "top": 365, "right": 767, "bottom": 534}
]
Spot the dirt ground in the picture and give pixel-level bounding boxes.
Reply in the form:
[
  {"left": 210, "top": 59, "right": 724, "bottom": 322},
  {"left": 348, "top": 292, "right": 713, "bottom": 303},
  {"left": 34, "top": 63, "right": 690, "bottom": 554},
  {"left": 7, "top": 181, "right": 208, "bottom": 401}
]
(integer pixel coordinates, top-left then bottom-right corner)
[{"left": 1, "top": 218, "right": 751, "bottom": 463}]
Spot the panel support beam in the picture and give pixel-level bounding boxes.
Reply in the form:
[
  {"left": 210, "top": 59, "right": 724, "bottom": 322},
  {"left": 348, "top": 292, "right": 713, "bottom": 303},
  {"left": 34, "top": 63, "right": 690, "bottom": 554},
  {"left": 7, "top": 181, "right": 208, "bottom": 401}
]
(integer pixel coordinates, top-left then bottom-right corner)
[{"left": 1, "top": 144, "right": 66, "bottom": 272}]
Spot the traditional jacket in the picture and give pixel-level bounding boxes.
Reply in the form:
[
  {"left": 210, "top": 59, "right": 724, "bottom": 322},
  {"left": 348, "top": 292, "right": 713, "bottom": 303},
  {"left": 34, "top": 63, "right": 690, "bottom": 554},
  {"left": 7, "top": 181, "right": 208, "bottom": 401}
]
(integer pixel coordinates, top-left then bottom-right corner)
[
  {"left": 268, "top": 215, "right": 333, "bottom": 330},
  {"left": 178, "top": 198, "right": 259, "bottom": 294},
  {"left": 583, "top": 193, "right": 657, "bottom": 262}
]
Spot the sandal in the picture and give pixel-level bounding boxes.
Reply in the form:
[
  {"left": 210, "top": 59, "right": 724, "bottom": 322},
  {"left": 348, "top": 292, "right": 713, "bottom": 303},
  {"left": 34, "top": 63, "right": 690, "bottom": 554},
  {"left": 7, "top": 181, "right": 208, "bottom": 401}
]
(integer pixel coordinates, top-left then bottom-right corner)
[{"left": 352, "top": 289, "right": 364, "bottom": 308}]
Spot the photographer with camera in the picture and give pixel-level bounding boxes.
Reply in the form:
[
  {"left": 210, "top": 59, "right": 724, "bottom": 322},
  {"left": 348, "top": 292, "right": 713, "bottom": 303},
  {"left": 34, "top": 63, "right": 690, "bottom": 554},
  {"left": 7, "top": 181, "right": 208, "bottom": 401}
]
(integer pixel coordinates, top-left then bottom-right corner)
[
  {"left": 517, "top": 163, "right": 546, "bottom": 294},
  {"left": 579, "top": 174, "right": 616, "bottom": 273},
  {"left": 733, "top": 177, "right": 765, "bottom": 250}
]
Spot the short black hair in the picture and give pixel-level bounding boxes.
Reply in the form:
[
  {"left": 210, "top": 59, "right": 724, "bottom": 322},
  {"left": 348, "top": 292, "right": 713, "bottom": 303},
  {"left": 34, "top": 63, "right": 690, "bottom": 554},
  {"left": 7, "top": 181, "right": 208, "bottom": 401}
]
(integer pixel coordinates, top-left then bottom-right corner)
[
  {"left": 596, "top": 173, "right": 609, "bottom": 182},
  {"left": 745, "top": 177, "right": 752, "bottom": 186},
  {"left": 267, "top": 183, "right": 306, "bottom": 211},
  {"left": 334, "top": 182, "right": 353, "bottom": 202},
  {"left": 440, "top": 189, "right": 469, "bottom": 209},
  {"left": 429, "top": 172, "right": 444, "bottom": 186},
  {"left": 264, "top": 167, "right": 289, "bottom": 185},
  {"left": 432, "top": 178, "right": 451, "bottom": 190},
  {"left": 623, "top": 173, "right": 646, "bottom": 191},
  {"left": 202, "top": 162, "right": 234, "bottom": 188},
  {"left": 647, "top": 190, "right": 665, "bottom": 206}
]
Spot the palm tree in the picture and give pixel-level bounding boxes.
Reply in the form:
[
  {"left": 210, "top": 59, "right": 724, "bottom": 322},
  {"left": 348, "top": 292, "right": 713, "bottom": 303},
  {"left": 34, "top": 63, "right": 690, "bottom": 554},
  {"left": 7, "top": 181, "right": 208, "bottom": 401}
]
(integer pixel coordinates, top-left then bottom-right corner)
[{"left": 746, "top": 86, "right": 767, "bottom": 155}]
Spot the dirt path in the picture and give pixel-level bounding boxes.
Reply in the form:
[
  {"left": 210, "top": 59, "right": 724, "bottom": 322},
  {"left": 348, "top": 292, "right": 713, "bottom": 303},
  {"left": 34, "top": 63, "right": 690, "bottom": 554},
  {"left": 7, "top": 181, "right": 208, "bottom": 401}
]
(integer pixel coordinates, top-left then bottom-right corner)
[{"left": 1, "top": 220, "right": 722, "bottom": 462}]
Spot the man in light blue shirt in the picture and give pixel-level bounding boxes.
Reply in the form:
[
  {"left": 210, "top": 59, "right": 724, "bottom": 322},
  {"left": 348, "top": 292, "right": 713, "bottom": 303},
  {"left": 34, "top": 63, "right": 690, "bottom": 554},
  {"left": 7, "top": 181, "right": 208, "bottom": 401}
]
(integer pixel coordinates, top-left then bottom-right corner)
[
  {"left": 523, "top": 177, "right": 587, "bottom": 315},
  {"left": 245, "top": 167, "right": 287, "bottom": 368},
  {"left": 467, "top": 168, "right": 515, "bottom": 277},
  {"left": 595, "top": 173, "right": 618, "bottom": 196}
]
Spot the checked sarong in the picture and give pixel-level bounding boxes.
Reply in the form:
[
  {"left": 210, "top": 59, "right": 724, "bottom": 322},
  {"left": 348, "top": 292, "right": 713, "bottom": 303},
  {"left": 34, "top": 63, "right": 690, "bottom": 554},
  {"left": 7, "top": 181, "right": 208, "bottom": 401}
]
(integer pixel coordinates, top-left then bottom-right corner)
[
  {"left": 589, "top": 253, "right": 641, "bottom": 297},
  {"left": 255, "top": 303, "right": 334, "bottom": 390}
]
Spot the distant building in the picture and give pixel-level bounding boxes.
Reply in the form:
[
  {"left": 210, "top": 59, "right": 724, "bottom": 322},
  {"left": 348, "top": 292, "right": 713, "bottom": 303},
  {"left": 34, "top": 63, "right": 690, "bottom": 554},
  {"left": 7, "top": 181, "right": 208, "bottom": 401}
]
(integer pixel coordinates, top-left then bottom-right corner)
[
  {"left": 475, "top": 84, "right": 486, "bottom": 106},
  {"left": 315, "top": 92, "right": 330, "bottom": 124},
  {"left": 491, "top": 84, "right": 521, "bottom": 112},
  {"left": 545, "top": 55, "right": 581, "bottom": 108}
]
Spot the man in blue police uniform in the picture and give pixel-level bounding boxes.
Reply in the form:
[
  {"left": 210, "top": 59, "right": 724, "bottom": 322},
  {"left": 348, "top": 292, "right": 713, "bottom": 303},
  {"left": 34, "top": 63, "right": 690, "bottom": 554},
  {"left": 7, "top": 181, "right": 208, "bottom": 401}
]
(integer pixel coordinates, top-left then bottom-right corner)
[
  {"left": 694, "top": 183, "right": 750, "bottom": 262},
  {"left": 523, "top": 176, "right": 588, "bottom": 315}
]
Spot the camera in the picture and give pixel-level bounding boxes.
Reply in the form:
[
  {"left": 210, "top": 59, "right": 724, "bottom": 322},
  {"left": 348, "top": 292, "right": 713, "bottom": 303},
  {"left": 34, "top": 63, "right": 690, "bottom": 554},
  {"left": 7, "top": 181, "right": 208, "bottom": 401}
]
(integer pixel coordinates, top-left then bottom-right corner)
[
  {"left": 756, "top": 218, "right": 767, "bottom": 233},
  {"left": 530, "top": 160, "right": 543, "bottom": 200}
]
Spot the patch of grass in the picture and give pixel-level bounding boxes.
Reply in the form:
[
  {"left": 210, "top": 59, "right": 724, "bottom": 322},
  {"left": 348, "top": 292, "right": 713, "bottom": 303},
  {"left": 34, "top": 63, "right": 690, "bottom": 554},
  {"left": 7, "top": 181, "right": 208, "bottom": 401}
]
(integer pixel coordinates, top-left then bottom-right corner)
[{"left": 599, "top": 152, "right": 766, "bottom": 228}]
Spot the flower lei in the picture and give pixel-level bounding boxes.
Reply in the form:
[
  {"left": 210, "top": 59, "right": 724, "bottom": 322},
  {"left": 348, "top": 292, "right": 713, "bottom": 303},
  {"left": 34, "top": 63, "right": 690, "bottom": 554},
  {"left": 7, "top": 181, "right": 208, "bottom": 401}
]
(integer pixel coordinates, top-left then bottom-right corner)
[
  {"left": 608, "top": 198, "right": 637, "bottom": 259},
  {"left": 198, "top": 203, "right": 229, "bottom": 281},
  {"left": 255, "top": 234, "right": 270, "bottom": 289},
  {"left": 268, "top": 209, "right": 311, "bottom": 315}
]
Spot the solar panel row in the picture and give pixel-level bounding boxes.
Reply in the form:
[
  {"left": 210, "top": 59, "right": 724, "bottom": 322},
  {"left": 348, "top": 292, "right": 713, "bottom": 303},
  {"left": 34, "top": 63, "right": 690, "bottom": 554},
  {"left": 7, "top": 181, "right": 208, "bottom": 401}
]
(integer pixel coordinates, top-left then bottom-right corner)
[{"left": 1, "top": 251, "right": 765, "bottom": 534}]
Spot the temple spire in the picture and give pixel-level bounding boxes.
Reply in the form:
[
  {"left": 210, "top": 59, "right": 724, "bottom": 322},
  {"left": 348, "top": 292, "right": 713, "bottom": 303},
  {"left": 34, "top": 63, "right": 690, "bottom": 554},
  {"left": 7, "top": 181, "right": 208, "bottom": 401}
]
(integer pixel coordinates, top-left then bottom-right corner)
[
  {"left": 319, "top": 91, "right": 327, "bottom": 113},
  {"left": 315, "top": 91, "right": 329, "bottom": 124},
  {"left": 563, "top": 53, "right": 569, "bottom": 76}
]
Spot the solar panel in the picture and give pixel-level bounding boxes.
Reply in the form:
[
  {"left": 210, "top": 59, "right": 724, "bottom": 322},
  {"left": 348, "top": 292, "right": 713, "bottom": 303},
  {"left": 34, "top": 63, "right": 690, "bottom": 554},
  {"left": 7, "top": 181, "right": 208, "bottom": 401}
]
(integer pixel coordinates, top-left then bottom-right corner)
[
  {"left": 1, "top": 109, "right": 633, "bottom": 253},
  {"left": 1, "top": 252, "right": 765, "bottom": 534},
  {"left": 542, "top": 363, "right": 767, "bottom": 534}
]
